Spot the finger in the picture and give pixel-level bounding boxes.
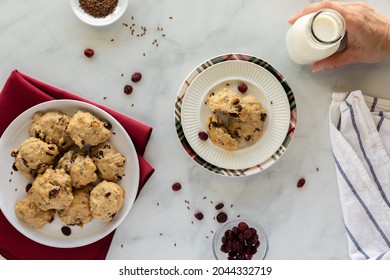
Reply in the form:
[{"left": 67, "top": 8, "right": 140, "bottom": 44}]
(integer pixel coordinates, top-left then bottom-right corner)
[
  {"left": 288, "top": 1, "right": 341, "bottom": 24},
  {"left": 312, "top": 49, "right": 357, "bottom": 72}
]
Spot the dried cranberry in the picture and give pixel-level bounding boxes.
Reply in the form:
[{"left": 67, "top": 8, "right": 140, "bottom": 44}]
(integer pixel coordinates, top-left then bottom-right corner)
[
  {"left": 194, "top": 212, "right": 204, "bottom": 220},
  {"left": 219, "top": 221, "right": 261, "bottom": 260},
  {"left": 131, "top": 72, "right": 142, "bottom": 82},
  {"left": 61, "top": 226, "right": 72, "bottom": 236},
  {"left": 84, "top": 48, "right": 94, "bottom": 58},
  {"left": 198, "top": 131, "right": 208, "bottom": 141},
  {"left": 25, "top": 183, "right": 32, "bottom": 193},
  {"left": 297, "top": 178, "right": 306, "bottom": 188},
  {"left": 237, "top": 221, "right": 248, "bottom": 231},
  {"left": 237, "top": 83, "right": 248, "bottom": 93},
  {"left": 215, "top": 203, "right": 224, "bottom": 210},
  {"left": 124, "top": 84, "right": 133, "bottom": 95},
  {"left": 216, "top": 212, "right": 228, "bottom": 223},
  {"left": 172, "top": 182, "right": 182, "bottom": 191}
]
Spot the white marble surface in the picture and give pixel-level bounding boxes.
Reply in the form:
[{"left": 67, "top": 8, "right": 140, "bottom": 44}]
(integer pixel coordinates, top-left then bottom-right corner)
[{"left": 1, "top": 0, "right": 390, "bottom": 260}]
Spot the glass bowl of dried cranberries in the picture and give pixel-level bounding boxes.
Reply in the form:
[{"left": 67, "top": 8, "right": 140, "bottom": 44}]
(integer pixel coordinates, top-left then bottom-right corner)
[{"left": 212, "top": 218, "right": 268, "bottom": 260}]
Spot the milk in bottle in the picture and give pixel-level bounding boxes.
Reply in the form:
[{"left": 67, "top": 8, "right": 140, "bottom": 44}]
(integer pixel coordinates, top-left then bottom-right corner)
[{"left": 286, "top": 9, "right": 346, "bottom": 65}]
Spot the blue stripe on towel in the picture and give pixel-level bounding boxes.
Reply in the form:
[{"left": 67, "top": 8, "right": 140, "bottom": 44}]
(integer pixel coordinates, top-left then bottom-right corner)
[
  {"left": 370, "top": 97, "right": 378, "bottom": 112},
  {"left": 346, "top": 101, "right": 390, "bottom": 207},
  {"left": 376, "top": 250, "right": 389, "bottom": 260},
  {"left": 345, "top": 225, "right": 369, "bottom": 259},
  {"left": 377, "top": 111, "right": 384, "bottom": 132},
  {"left": 333, "top": 154, "right": 390, "bottom": 248}
]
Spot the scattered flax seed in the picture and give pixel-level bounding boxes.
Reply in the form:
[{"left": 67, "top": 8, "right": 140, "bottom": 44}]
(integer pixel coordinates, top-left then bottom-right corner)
[
  {"left": 203, "top": 196, "right": 207, "bottom": 199},
  {"left": 103, "top": 96, "right": 107, "bottom": 100},
  {"left": 159, "top": 233, "right": 163, "bottom": 236},
  {"left": 174, "top": 243, "right": 177, "bottom": 247},
  {"left": 157, "top": 202, "right": 159, "bottom": 206},
  {"left": 187, "top": 206, "right": 190, "bottom": 210},
  {"left": 169, "top": 16, "right": 173, "bottom": 19},
  {"left": 231, "top": 204, "right": 233, "bottom": 208},
  {"left": 206, "top": 236, "right": 209, "bottom": 239},
  {"left": 121, "top": 244, "right": 123, "bottom": 248},
  {"left": 111, "top": 39, "right": 114, "bottom": 42}
]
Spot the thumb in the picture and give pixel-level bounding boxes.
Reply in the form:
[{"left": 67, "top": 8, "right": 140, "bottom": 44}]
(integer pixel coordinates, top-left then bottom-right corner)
[{"left": 312, "top": 49, "right": 356, "bottom": 72}]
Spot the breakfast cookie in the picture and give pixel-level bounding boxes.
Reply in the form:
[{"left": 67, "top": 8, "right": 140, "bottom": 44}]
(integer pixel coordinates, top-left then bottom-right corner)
[
  {"left": 14, "top": 195, "right": 55, "bottom": 228},
  {"left": 29, "top": 168, "right": 73, "bottom": 211},
  {"left": 66, "top": 110, "right": 112, "bottom": 148},
  {"left": 205, "top": 88, "right": 267, "bottom": 150},
  {"left": 12, "top": 137, "right": 59, "bottom": 180},
  {"left": 29, "top": 111, "right": 74, "bottom": 150},
  {"left": 58, "top": 185, "right": 94, "bottom": 227},
  {"left": 89, "top": 181, "right": 125, "bottom": 222},
  {"left": 57, "top": 150, "right": 97, "bottom": 188},
  {"left": 90, "top": 140, "right": 126, "bottom": 181},
  {"left": 207, "top": 89, "right": 243, "bottom": 119},
  {"left": 228, "top": 95, "right": 267, "bottom": 144},
  {"left": 207, "top": 114, "right": 239, "bottom": 151}
]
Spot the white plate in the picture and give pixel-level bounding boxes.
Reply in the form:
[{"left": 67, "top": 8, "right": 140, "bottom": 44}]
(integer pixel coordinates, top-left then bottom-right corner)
[
  {"left": 70, "top": 0, "right": 128, "bottom": 27},
  {"left": 181, "top": 60, "right": 290, "bottom": 170},
  {"left": 0, "top": 100, "right": 139, "bottom": 248}
]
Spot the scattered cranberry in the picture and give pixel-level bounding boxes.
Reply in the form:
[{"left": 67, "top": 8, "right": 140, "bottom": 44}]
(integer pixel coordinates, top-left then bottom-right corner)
[
  {"left": 131, "top": 72, "right": 142, "bottom": 82},
  {"left": 237, "top": 83, "right": 248, "bottom": 93},
  {"left": 215, "top": 203, "right": 224, "bottom": 210},
  {"left": 198, "top": 131, "right": 209, "bottom": 141},
  {"left": 84, "top": 48, "right": 94, "bottom": 58},
  {"left": 172, "top": 182, "right": 182, "bottom": 191},
  {"left": 124, "top": 85, "right": 133, "bottom": 95},
  {"left": 216, "top": 212, "right": 228, "bottom": 223},
  {"left": 61, "top": 226, "right": 72, "bottom": 236},
  {"left": 220, "top": 221, "right": 260, "bottom": 260},
  {"left": 297, "top": 178, "right": 306, "bottom": 188},
  {"left": 194, "top": 212, "right": 204, "bottom": 220}
]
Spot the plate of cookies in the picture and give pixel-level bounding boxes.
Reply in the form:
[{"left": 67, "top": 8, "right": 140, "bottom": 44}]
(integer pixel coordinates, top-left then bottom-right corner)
[
  {"left": 175, "top": 53, "right": 297, "bottom": 176},
  {"left": 0, "top": 100, "right": 139, "bottom": 248}
]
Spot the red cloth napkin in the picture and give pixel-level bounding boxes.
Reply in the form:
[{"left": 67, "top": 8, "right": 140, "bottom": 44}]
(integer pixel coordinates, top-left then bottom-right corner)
[{"left": 0, "top": 70, "right": 154, "bottom": 259}]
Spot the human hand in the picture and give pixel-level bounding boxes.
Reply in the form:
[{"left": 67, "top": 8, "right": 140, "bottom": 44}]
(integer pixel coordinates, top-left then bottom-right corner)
[{"left": 288, "top": 1, "right": 390, "bottom": 72}]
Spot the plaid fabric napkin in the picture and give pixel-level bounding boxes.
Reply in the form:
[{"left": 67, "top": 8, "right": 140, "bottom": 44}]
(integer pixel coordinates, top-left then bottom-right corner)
[
  {"left": 329, "top": 90, "right": 390, "bottom": 259},
  {"left": 0, "top": 70, "right": 154, "bottom": 259}
]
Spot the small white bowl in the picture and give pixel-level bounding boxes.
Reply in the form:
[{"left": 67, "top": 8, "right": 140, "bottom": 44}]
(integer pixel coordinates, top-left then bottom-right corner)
[{"left": 70, "top": 0, "right": 128, "bottom": 27}]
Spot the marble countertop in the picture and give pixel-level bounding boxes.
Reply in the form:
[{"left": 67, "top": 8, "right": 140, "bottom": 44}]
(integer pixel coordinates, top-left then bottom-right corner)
[{"left": 1, "top": 0, "right": 390, "bottom": 260}]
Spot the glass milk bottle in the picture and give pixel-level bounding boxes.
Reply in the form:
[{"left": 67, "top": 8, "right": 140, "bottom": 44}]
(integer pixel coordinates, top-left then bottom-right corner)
[{"left": 286, "top": 9, "right": 346, "bottom": 65}]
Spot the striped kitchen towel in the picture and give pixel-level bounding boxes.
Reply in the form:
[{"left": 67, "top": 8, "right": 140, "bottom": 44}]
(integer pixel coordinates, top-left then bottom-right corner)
[{"left": 329, "top": 90, "right": 390, "bottom": 260}]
